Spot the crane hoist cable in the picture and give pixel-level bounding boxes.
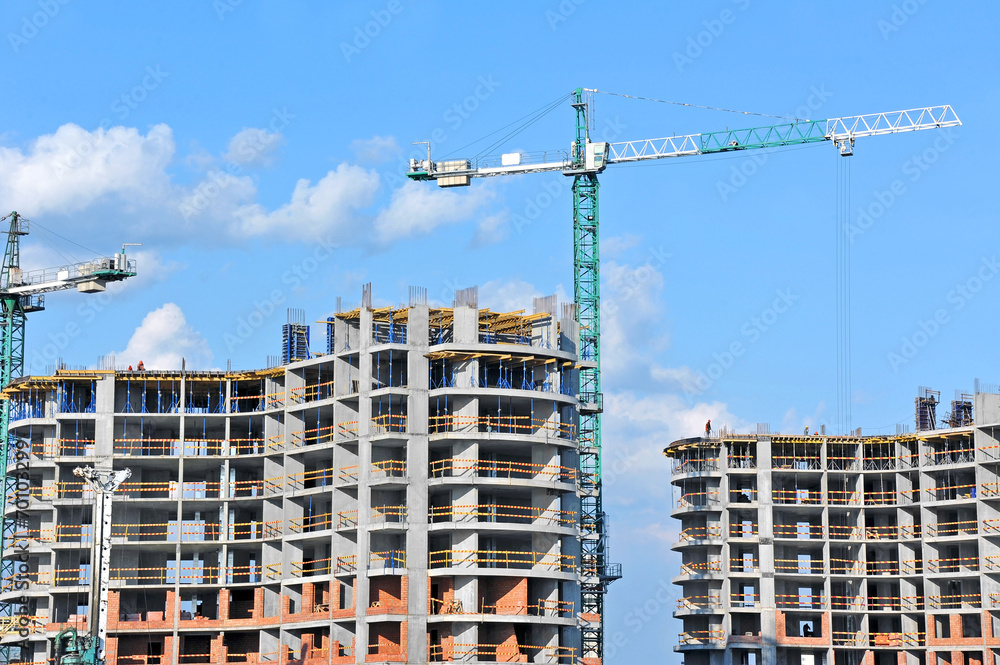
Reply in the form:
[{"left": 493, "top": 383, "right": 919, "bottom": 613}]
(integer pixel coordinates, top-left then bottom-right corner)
[
  {"left": 442, "top": 91, "right": 573, "bottom": 161},
  {"left": 588, "top": 88, "right": 809, "bottom": 121}
]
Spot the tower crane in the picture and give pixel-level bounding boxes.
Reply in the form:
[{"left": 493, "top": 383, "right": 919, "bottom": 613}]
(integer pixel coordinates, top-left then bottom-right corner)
[
  {"left": 406, "top": 89, "right": 961, "bottom": 662},
  {"left": 0, "top": 211, "right": 138, "bottom": 665}
]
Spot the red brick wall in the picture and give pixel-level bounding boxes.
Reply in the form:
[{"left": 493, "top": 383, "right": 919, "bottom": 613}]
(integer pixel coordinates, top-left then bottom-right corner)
[
  {"left": 369, "top": 577, "right": 407, "bottom": 614},
  {"left": 480, "top": 577, "right": 528, "bottom": 614},
  {"left": 429, "top": 577, "right": 455, "bottom": 614},
  {"left": 366, "top": 622, "right": 406, "bottom": 662},
  {"left": 774, "top": 610, "right": 831, "bottom": 645},
  {"left": 480, "top": 624, "right": 526, "bottom": 663}
]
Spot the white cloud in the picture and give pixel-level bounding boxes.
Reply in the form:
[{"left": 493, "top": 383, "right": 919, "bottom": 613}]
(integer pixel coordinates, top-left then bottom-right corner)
[
  {"left": 372, "top": 180, "right": 495, "bottom": 244},
  {"left": 223, "top": 128, "right": 284, "bottom": 167},
  {"left": 234, "top": 163, "right": 381, "bottom": 238},
  {"left": 0, "top": 123, "right": 175, "bottom": 215},
  {"left": 350, "top": 135, "right": 400, "bottom": 164},
  {"left": 602, "top": 233, "right": 642, "bottom": 257},
  {"left": 476, "top": 278, "right": 570, "bottom": 313},
  {"left": 112, "top": 303, "right": 212, "bottom": 370},
  {"left": 470, "top": 212, "right": 509, "bottom": 247}
]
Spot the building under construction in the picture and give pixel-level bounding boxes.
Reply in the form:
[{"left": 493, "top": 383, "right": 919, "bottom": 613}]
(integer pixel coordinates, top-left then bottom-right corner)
[
  {"left": 665, "top": 386, "right": 1000, "bottom": 665},
  {"left": 2, "top": 287, "right": 595, "bottom": 665}
]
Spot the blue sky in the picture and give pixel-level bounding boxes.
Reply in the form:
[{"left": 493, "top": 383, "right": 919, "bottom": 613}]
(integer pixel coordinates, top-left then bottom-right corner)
[{"left": 2, "top": 1, "right": 997, "bottom": 661}]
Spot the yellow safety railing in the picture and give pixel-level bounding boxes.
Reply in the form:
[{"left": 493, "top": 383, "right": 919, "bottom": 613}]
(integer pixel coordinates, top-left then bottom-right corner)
[
  {"left": 289, "top": 512, "right": 335, "bottom": 533},
  {"left": 830, "top": 595, "right": 865, "bottom": 610},
  {"left": 729, "top": 523, "right": 759, "bottom": 538},
  {"left": 428, "top": 643, "right": 576, "bottom": 664},
  {"left": 370, "top": 550, "right": 407, "bottom": 569},
  {"left": 336, "top": 555, "right": 358, "bottom": 573},
  {"left": 901, "top": 595, "right": 924, "bottom": 611},
  {"left": 832, "top": 631, "right": 866, "bottom": 646},
  {"left": 773, "top": 524, "right": 823, "bottom": 539},
  {"left": 677, "top": 491, "right": 720, "bottom": 508},
  {"left": 867, "top": 596, "right": 902, "bottom": 611},
  {"left": 926, "top": 593, "right": 981, "bottom": 609},
  {"left": 678, "top": 631, "right": 726, "bottom": 645},
  {"left": 772, "top": 489, "right": 821, "bottom": 504},
  {"left": 829, "top": 524, "right": 863, "bottom": 539},
  {"left": 428, "top": 549, "right": 573, "bottom": 572},
  {"left": 925, "top": 482, "right": 977, "bottom": 500},
  {"left": 830, "top": 558, "right": 863, "bottom": 575},
  {"left": 680, "top": 561, "right": 722, "bottom": 575},
  {"left": 428, "top": 503, "right": 574, "bottom": 526},
  {"left": 292, "top": 557, "right": 332, "bottom": 577},
  {"left": 289, "top": 378, "right": 335, "bottom": 403},
  {"left": 428, "top": 413, "right": 575, "bottom": 439},
  {"left": 672, "top": 457, "right": 719, "bottom": 474},
  {"left": 984, "top": 554, "right": 1000, "bottom": 570},
  {"left": 681, "top": 525, "right": 723, "bottom": 540},
  {"left": 337, "top": 510, "right": 358, "bottom": 529},
  {"left": 900, "top": 559, "right": 923, "bottom": 574},
  {"left": 729, "top": 558, "right": 759, "bottom": 573},
  {"left": 775, "top": 594, "right": 824, "bottom": 609},
  {"left": 927, "top": 555, "right": 978, "bottom": 573},
  {"left": 372, "top": 505, "right": 408, "bottom": 523},
  {"left": 109, "top": 521, "right": 222, "bottom": 541},
  {"left": 372, "top": 459, "right": 406, "bottom": 478},
  {"left": 827, "top": 490, "right": 861, "bottom": 505},
  {"left": 866, "top": 560, "right": 899, "bottom": 575},
  {"left": 338, "top": 420, "right": 359, "bottom": 436},
  {"left": 772, "top": 455, "right": 821, "bottom": 470},
  {"left": 730, "top": 593, "right": 760, "bottom": 608},
  {"left": 285, "top": 467, "right": 335, "bottom": 490},
  {"left": 285, "top": 423, "right": 338, "bottom": 450},
  {"left": 926, "top": 447, "right": 975, "bottom": 465},
  {"left": 774, "top": 558, "right": 822, "bottom": 574},
  {"left": 676, "top": 595, "right": 722, "bottom": 610},
  {"left": 429, "top": 457, "right": 576, "bottom": 482},
  {"left": 729, "top": 489, "right": 757, "bottom": 502},
  {"left": 0, "top": 615, "right": 43, "bottom": 637},
  {"left": 372, "top": 413, "right": 407, "bottom": 434}
]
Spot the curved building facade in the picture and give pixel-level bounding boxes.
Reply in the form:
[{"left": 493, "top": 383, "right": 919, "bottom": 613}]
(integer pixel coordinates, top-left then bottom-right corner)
[
  {"left": 2, "top": 295, "right": 587, "bottom": 665},
  {"left": 665, "top": 391, "right": 1000, "bottom": 665}
]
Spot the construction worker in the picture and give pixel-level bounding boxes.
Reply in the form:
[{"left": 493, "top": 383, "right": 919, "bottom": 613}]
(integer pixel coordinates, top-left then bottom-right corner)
[
  {"left": 137, "top": 360, "right": 145, "bottom": 371},
  {"left": 705, "top": 419, "right": 712, "bottom": 437},
  {"left": 127, "top": 365, "right": 133, "bottom": 371}
]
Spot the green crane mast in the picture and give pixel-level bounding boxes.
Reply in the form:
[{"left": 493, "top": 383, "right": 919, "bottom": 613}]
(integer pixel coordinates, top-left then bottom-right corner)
[
  {"left": 0, "top": 212, "right": 138, "bottom": 665},
  {"left": 408, "top": 91, "right": 959, "bottom": 662}
]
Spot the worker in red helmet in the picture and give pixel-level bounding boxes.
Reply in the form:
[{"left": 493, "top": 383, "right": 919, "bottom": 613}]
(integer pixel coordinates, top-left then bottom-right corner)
[
  {"left": 137, "top": 360, "right": 145, "bottom": 371},
  {"left": 705, "top": 419, "right": 712, "bottom": 437}
]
